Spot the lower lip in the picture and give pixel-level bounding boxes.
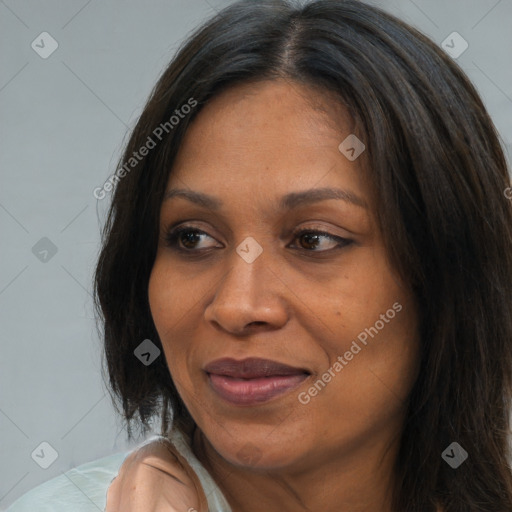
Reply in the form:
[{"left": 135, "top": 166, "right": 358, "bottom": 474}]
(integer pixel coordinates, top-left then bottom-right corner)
[{"left": 207, "top": 373, "right": 309, "bottom": 406}]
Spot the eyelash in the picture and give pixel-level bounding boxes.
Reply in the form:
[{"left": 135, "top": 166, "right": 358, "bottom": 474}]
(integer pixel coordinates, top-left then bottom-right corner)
[{"left": 163, "top": 225, "right": 353, "bottom": 255}]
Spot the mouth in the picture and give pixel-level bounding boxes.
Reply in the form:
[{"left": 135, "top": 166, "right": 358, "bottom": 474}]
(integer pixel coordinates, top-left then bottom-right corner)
[{"left": 204, "top": 357, "right": 311, "bottom": 406}]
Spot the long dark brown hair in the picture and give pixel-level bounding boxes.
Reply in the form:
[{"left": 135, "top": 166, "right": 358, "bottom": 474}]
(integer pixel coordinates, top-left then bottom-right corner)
[{"left": 93, "top": 1, "right": 512, "bottom": 510}]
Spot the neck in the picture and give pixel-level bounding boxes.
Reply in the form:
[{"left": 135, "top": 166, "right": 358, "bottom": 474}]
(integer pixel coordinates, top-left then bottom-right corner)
[{"left": 192, "top": 427, "right": 399, "bottom": 512}]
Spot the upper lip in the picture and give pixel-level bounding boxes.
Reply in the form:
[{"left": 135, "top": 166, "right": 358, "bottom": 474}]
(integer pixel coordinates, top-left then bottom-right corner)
[{"left": 204, "top": 357, "right": 310, "bottom": 379}]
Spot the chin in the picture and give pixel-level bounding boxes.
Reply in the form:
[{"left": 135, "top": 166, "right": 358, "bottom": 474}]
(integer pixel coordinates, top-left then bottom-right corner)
[{"left": 208, "top": 430, "right": 309, "bottom": 471}]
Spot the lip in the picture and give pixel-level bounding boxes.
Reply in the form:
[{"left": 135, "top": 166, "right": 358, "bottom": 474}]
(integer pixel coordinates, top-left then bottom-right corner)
[{"left": 204, "top": 357, "right": 310, "bottom": 406}]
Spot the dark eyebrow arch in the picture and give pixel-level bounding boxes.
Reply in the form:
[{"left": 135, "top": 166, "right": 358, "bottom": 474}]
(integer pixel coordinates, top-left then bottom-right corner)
[{"left": 163, "top": 187, "right": 367, "bottom": 210}]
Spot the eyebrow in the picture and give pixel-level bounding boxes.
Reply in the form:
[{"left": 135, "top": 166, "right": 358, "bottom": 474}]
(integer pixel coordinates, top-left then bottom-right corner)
[{"left": 163, "top": 187, "right": 368, "bottom": 210}]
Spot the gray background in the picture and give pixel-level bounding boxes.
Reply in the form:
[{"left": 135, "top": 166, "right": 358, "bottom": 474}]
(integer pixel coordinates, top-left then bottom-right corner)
[{"left": 1, "top": 0, "right": 511, "bottom": 508}]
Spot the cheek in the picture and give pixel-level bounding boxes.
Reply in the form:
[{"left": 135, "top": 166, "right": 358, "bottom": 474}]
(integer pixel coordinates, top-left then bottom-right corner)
[
  {"left": 309, "top": 251, "right": 419, "bottom": 403},
  {"left": 322, "top": 294, "right": 419, "bottom": 415},
  {"left": 299, "top": 309, "right": 419, "bottom": 452},
  {"left": 301, "top": 251, "right": 408, "bottom": 348},
  {"left": 148, "top": 259, "right": 192, "bottom": 377},
  {"left": 148, "top": 263, "right": 171, "bottom": 346},
  {"left": 148, "top": 257, "right": 219, "bottom": 403},
  {"left": 148, "top": 256, "right": 208, "bottom": 339}
]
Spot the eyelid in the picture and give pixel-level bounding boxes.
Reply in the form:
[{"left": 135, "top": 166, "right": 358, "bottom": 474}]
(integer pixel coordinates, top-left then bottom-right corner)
[
  {"left": 163, "top": 219, "right": 353, "bottom": 240},
  {"left": 162, "top": 222, "right": 354, "bottom": 253},
  {"left": 287, "top": 227, "right": 353, "bottom": 252},
  {"left": 162, "top": 219, "right": 222, "bottom": 240},
  {"left": 163, "top": 224, "right": 222, "bottom": 249}
]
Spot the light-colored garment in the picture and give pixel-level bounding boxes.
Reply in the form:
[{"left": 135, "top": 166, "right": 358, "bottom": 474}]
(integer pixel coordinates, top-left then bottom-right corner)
[{"left": 6, "top": 429, "right": 232, "bottom": 512}]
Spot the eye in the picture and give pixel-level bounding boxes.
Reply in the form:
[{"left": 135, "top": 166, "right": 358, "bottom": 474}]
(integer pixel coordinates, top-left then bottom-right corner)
[
  {"left": 288, "top": 228, "right": 353, "bottom": 252},
  {"left": 163, "top": 225, "right": 353, "bottom": 254},
  {"left": 164, "top": 226, "right": 220, "bottom": 251}
]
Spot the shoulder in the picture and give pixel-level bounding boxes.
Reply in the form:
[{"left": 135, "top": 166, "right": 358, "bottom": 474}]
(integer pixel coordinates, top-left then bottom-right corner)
[
  {"left": 105, "top": 436, "right": 208, "bottom": 512},
  {"left": 5, "top": 451, "right": 129, "bottom": 512}
]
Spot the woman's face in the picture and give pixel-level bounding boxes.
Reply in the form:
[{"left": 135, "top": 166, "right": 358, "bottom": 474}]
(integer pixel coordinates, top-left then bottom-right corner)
[{"left": 148, "top": 79, "right": 420, "bottom": 471}]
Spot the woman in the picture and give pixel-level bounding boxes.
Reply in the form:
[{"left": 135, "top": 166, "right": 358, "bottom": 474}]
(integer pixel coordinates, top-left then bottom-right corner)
[{"left": 8, "top": 0, "right": 512, "bottom": 511}]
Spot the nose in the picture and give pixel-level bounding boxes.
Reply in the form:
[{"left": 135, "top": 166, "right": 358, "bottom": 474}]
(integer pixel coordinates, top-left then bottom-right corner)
[{"left": 203, "top": 245, "right": 289, "bottom": 335}]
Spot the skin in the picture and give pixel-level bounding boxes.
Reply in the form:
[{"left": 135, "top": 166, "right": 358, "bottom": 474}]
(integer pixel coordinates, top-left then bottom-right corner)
[{"left": 147, "top": 79, "right": 421, "bottom": 512}]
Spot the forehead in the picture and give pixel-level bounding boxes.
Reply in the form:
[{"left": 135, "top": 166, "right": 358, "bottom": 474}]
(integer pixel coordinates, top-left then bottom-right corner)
[{"left": 167, "top": 79, "right": 366, "bottom": 205}]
